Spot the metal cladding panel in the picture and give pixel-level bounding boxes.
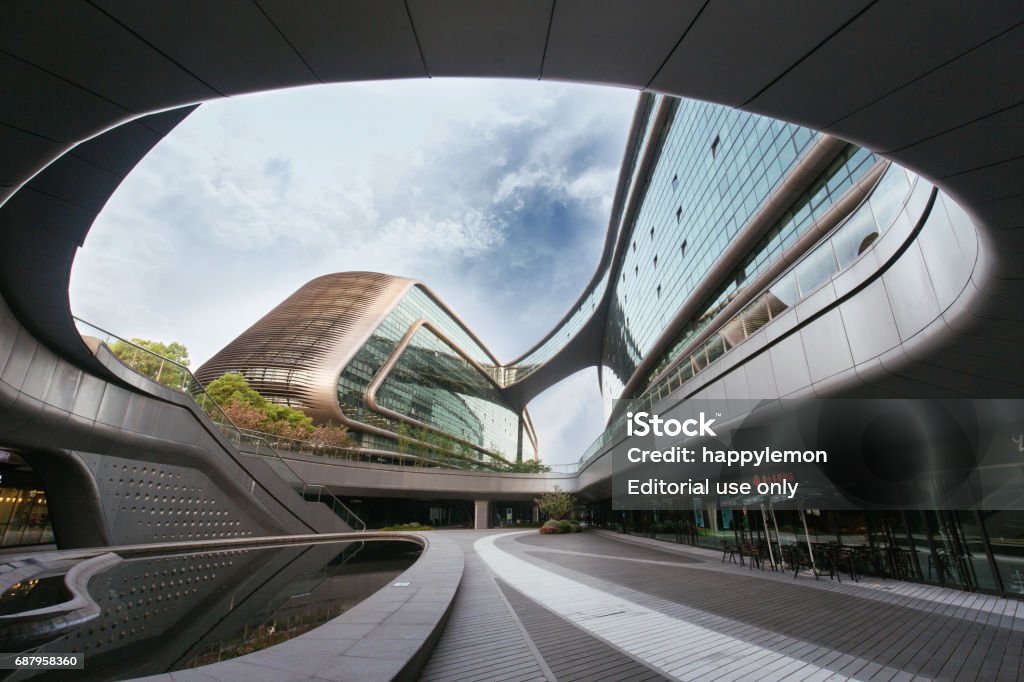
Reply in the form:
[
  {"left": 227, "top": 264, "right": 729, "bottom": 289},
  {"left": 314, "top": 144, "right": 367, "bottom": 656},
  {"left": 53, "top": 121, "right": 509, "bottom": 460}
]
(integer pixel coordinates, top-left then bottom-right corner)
[
  {"left": 0, "top": 124, "right": 64, "bottom": 187},
  {"left": 753, "top": 4, "right": 1024, "bottom": 135},
  {"left": 891, "top": 104, "right": 1024, "bottom": 180},
  {"left": 767, "top": 333, "right": 813, "bottom": 397},
  {"left": 24, "top": 153, "right": 123, "bottom": 214},
  {"left": 194, "top": 272, "right": 412, "bottom": 424},
  {"left": 650, "top": 0, "right": 874, "bottom": 107},
  {"left": 823, "top": 25, "right": 1024, "bottom": 155},
  {"left": 946, "top": 157, "right": 1024, "bottom": 205},
  {"left": 0, "top": 51, "right": 131, "bottom": 145},
  {"left": 800, "top": 307, "right": 854, "bottom": 385},
  {"left": 257, "top": 0, "right": 427, "bottom": 82},
  {"left": 93, "top": 0, "right": 319, "bottom": 96},
  {"left": 840, "top": 279, "right": 901, "bottom": 365},
  {"left": 406, "top": 0, "right": 552, "bottom": 77},
  {"left": 0, "top": 1, "right": 216, "bottom": 112},
  {"left": 543, "top": 0, "right": 702, "bottom": 87},
  {"left": 64, "top": 118, "right": 169, "bottom": 179},
  {"left": 884, "top": 242, "right": 943, "bottom": 343}
]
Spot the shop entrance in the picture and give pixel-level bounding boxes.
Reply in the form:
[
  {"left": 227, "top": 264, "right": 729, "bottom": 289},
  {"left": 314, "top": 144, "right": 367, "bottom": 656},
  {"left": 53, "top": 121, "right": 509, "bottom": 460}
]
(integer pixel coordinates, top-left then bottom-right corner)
[{"left": 0, "top": 451, "right": 54, "bottom": 548}]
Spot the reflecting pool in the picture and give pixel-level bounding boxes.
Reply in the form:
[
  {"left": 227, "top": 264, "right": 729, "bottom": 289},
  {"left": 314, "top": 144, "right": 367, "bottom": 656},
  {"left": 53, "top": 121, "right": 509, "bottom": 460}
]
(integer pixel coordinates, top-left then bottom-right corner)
[{"left": 1, "top": 539, "right": 420, "bottom": 680}]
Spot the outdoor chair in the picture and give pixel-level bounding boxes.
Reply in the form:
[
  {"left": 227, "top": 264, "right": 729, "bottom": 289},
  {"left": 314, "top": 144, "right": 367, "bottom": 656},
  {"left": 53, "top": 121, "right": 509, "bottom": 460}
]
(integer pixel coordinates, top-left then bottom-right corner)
[
  {"left": 790, "top": 544, "right": 819, "bottom": 580},
  {"left": 721, "top": 540, "right": 739, "bottom": 564},
  {"left": 739, "top": 543, "right": 763, "bottom": 570}
]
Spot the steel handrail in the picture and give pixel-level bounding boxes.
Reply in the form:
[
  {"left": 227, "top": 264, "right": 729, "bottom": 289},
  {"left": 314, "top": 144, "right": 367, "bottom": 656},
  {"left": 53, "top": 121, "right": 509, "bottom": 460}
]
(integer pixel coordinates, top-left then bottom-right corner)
[{"left": 73, "top": 316, "right": 367, "bottom": 532}]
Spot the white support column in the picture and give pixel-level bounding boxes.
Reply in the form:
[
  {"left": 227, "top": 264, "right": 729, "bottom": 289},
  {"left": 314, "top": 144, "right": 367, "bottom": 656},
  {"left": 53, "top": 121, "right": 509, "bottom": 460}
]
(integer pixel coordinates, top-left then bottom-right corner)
[{"left": 474, "top": 500, "right": 490, "bottom": 530}]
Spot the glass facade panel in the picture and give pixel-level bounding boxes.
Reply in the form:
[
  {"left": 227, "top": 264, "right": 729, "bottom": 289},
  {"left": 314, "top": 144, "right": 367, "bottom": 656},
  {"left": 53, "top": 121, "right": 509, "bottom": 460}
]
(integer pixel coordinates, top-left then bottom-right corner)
[
  {"left": 955, "top": 511, "right": 998, "bottom": 592},
  {"left": 982, "top": 510, "right": 1024, "bottom": 596},
  {"left": 794, "top": 242, "right": 839, "bottom": 297},
  {"left": 0, "top": 487, "right": 52, "bottom": 547},
  {"left": 598, "top": 506, "right": 1023, "bottom": 596},
  {"left": 869, "top": 165, "right": 912, "bottom": 232},
  {"left": 337, "top": 284, "right": 519, "bottom": 464},
  {"left": 376, "top": 326, "right": 520, "bottom": 459},
  {"left": 831, "top": 201, "right": 880, "bottom": 267},
  {"left": 628, "top": 165, "right": 912, "bottom": 416},
  {"left": 628, "top": 139, "right": 881, "bottom": 401}
]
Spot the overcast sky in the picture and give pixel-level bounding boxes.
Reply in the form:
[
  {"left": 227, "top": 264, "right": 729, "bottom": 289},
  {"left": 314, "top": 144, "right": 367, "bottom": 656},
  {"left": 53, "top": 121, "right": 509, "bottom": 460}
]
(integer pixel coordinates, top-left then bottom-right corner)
[{"left": 70, "top": 79, "right": 638, "bottom": 465}]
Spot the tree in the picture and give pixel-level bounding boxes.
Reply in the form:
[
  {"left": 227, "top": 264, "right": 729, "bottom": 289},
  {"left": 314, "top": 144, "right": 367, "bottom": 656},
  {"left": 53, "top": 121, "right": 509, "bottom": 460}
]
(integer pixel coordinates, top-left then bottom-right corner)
[
  {"left": 220, "top": 399, "right": 267, "bottom": 431},
  {"left": 204, "top": 372, "right": 352, "bottom": 446},
  {"left": 109, "top": 338, "right": 190, "bottom": 388},
  {"left": 396, "top": 421, "right": 411, "bottom": 454},
  {"left": 506, "top": 459, "right": 552, "bottom": 473},
  {"left": 262, "top": 403, "right": 314, "bottom": 432},
  {"left": 307, "top": 422, "right": 356, "bottom": 448},
  {"left": 205, "top": 372, "right": 265, "bottom": 409},
  {"left": 535, "top": 486, "right": 576, "bottom": 520}
]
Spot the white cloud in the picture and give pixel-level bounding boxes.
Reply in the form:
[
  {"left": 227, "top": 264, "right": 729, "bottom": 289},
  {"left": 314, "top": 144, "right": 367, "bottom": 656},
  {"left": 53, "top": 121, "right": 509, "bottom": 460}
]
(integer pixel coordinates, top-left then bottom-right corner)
[
  {"left": 70, "top": 78, "right": 637, "bottom": 460},
  {"left": 527, "top": 368, "right": 605, "bottom": 466}
]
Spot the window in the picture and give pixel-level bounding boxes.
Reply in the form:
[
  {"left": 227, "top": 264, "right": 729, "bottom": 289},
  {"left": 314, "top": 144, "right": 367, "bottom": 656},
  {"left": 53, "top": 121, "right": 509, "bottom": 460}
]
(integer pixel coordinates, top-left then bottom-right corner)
[
  {"left": 650, "top": 226, "right": 655, "bottom": 239},
  {"left": 675, "top": 206, "right": 682, "bottom": 222},
  {"left": 671, "top": 173, "right": 679, "bottom": 191},
  {"left": 711, "top": 134, "right": 721, "bottom": 159},
  {"left": 632, "top": 240, "right": 636, "bottom": 252},
  {"left": 681, "top": 239, "right": 688, "bottom": 257},
  {"left": 653, "top": 255, "right": 658, "bottom": 269},
  {"left": 656, "top": 284, "right": 662, "bottom": 299}
]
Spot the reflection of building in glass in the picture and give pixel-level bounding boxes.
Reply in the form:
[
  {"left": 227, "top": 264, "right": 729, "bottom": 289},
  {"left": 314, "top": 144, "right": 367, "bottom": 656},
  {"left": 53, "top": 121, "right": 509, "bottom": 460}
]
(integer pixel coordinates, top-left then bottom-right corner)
[
  {"left": 597, "top": 96, "right": 882, "bottom": 411},
  {"left": 0, "top": 451, "right": 53, "bottom": 547},
  {"left": 196, "top": 273, "right": 536, "bottom": 469},
  {"left": 561, "top": 96, "right": 1024, "bottom": 601},
  {"left": 189, "top": 90, "right": 1024, "bottom": 600},
  {"left": 494, "top": 94, "right": 890, "bottom": 424},
  {"left": 196, "top": 94, "right": 889, "bottom": 472}
]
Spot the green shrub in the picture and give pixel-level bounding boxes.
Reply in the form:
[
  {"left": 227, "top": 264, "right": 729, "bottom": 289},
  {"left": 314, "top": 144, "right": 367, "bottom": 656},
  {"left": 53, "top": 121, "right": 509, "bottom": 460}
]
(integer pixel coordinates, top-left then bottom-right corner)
[
  {"left": 558, "top": 519, "right": 572, "bottom": 534},
  {"left": 380, "top": 522, "right": 433, "bottom": 531},
  {"left": 570, "top": 521, "right": 582, "bottom": 533}
]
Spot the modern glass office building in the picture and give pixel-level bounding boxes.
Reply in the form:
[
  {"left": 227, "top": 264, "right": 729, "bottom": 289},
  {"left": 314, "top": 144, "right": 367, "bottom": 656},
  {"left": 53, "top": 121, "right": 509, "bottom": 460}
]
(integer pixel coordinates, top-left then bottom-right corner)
[
  {"left": 569, "top": 95, "right": 1024, "bottom": 599},
  {"left": 191, "top": 91, "right": 1021, "bottom": 598},
  {"left": 599, "top": 96, "right": 880, "bottom": 406},
  {"left": 195, "top": 272, "right": 536, "bottom": 469}
]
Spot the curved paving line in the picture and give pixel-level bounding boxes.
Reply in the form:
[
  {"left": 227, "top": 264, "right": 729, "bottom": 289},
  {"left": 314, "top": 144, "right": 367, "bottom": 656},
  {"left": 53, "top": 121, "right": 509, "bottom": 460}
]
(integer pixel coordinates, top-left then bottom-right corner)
[{"left": 475, "top": 531, "right": 842, "bottom": 681}]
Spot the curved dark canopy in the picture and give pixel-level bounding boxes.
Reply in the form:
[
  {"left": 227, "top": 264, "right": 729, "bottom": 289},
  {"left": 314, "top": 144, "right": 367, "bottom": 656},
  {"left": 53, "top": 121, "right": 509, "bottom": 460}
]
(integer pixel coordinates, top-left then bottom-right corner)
[{"left": 0, "top": 1, "right": 1021, "bottom": 389}]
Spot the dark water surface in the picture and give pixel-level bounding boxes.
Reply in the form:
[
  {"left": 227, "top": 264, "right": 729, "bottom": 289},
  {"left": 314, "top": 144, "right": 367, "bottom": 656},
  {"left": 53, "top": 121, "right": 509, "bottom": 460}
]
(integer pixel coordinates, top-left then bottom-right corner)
[{"left": 3, "top": 539, "right": 420, "bottom": 681}]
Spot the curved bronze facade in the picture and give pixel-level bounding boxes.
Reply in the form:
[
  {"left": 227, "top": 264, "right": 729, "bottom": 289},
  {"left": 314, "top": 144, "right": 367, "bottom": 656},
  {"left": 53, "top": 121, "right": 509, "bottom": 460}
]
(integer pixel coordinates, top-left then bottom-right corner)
[
  {"left": 195, "top": 272, "right": 410, "bottom": 425},
  {"left": 195, "top": 272, "right": 537, "bottom": 465}
]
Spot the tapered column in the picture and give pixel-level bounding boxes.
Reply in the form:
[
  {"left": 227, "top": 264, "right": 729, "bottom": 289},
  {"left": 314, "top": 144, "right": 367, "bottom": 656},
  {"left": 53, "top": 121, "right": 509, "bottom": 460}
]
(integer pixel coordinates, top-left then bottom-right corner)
[{"left": 474, "top": 500, "right": 490, "bottom": 530}]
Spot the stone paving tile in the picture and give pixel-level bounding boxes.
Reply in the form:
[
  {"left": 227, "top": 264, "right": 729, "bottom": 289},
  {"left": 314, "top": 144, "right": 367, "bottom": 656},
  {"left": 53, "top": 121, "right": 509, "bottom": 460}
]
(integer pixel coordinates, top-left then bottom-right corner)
[
  {"left": 418, "top": 530, "right": 1024, "bottom": 681},
  {"left": 501, "top": 535, "right": 1024, "bottom": 680},
  {"left": 419, "top": 532, "right": 549, "bottom": 682}
]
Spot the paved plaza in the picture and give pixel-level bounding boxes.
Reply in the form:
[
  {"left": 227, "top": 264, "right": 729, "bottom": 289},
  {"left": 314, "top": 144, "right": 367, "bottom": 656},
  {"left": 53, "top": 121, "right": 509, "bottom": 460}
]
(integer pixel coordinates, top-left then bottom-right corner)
[{"left": 420, "top": 530, "right": 1024, "bottom": 682}]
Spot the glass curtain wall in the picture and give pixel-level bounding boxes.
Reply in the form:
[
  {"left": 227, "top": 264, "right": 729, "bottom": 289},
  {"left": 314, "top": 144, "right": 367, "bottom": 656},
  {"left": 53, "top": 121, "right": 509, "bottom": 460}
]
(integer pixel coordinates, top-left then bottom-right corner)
[
  {"left": 337, "top": 285, "right": 518, "bottom": 465},
  {"left": 598, "top": 503, "right": 1024, "bottom": 598},
  {"left": 0, "top": 463, "right": 53, "bottom": 547},
  {"left": 602, "top": 99, "right": 818, "bottom": 405},
  {"left": 376, "top": 326, "right": 521, "bottom": 460}
]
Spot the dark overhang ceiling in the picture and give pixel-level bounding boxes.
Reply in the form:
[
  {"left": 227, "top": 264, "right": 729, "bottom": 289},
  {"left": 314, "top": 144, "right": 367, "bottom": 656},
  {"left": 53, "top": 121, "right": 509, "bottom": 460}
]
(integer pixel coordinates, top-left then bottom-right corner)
[{"left": 0, "top": 1, "right": 1020, "bottom": 385}]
